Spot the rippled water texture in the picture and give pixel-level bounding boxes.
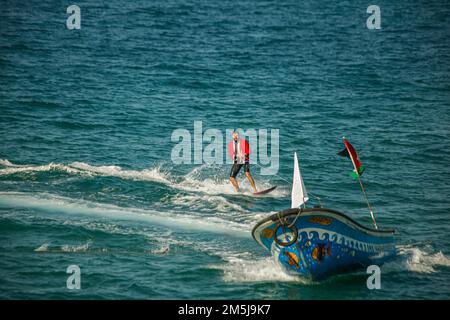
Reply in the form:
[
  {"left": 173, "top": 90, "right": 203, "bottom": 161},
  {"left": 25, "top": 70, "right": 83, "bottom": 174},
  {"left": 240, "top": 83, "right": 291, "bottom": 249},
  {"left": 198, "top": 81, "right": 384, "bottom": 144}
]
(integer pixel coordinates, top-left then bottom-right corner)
[{"left": 0, "top": 0, "right": 449, "bottom": 299}]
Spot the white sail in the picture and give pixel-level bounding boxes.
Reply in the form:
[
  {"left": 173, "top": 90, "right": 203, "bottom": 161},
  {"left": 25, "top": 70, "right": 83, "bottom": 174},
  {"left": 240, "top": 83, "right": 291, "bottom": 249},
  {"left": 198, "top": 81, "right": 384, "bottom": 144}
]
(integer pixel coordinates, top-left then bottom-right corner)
[{"left": 291, "top": 152, "right": 309, "bottom": 208}]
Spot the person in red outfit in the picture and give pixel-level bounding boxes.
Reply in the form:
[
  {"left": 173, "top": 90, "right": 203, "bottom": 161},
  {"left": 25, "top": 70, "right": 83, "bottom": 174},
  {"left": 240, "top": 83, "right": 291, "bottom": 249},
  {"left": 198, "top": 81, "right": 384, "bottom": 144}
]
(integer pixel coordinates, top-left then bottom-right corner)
[{"left": 228, "top": 131, "right": 257, "bottom": 193}]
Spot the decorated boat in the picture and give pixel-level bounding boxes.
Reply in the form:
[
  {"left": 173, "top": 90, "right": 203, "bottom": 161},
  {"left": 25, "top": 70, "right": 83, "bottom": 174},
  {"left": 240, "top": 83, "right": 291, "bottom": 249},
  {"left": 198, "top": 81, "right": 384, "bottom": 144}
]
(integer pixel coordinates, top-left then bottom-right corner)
[{"left": 252, "top": 138, "right": 396, "bottom": 281}]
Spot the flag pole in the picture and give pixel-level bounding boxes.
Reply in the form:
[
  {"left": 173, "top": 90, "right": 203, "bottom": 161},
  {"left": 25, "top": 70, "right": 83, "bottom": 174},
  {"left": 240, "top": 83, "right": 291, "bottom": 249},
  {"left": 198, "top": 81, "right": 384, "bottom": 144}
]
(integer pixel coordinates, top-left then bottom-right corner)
[
  {"left": 356, "top": 174, "right": 378, "bottom": 229},
  {"left": 343, "top": 137, "right": 378, "bottom": 229}
]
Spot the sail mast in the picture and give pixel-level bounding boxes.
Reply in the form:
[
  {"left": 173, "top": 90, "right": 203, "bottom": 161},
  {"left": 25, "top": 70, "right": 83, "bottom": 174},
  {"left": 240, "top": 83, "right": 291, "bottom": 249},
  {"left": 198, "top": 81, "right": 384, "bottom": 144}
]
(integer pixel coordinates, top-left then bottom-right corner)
[{"left": 291, "top": 152, "right": 309, "bottom": 208}]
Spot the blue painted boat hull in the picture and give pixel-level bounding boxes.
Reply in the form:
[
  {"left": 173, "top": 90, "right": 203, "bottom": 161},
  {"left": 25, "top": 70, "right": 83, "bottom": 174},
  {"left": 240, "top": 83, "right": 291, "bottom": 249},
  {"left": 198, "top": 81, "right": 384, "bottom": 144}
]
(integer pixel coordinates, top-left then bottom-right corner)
[{"left": 252, "top": 208, "right": 396, "bottom": 281}]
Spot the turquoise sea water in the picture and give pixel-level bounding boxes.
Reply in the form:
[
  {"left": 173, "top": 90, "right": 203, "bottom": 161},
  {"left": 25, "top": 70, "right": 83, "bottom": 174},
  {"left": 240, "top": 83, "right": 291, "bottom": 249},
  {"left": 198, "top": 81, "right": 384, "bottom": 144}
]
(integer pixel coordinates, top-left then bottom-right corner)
[{"left": 1, "top": 0, "right": 450, "bottom": 299}]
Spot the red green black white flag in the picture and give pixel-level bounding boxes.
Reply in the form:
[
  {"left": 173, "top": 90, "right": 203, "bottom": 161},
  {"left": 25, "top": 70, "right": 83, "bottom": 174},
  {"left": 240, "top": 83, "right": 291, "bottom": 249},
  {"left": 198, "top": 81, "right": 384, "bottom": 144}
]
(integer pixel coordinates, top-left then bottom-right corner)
[{"left": 338, "top": 137, "right": 365, "bottom": 179}]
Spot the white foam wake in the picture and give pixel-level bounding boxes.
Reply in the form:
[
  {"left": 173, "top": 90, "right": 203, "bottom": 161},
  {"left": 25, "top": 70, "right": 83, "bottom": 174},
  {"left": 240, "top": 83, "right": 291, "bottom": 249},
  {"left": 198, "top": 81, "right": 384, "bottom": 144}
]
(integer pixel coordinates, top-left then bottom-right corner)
[
  {"left": 0, "top": 159, "right": 287, "bottom": 197},
  {"left": 383, "top": 245, "right": 450, "bottom": 274},
  {"left": 0, "top": 162, "right": 84, "bottom": 175},
  {"left": 215, "top": 256, "right": 308, "bottom": 283},
  {"left": 177, "top": 163, "right": 288, "bottom": 197},
  {"left": 0, "top": 192, "right": 251, "bottom": 238},
  {"left": 158, "top": 237, "right": 301, "bottom": 283},
  {"left": 69, "top": 162, "right": 172, "bottom": 184},
  {"left": 34, "top": 241, "right": 94, "bottom": 253},
  {"left": 0, "top": 159, "right": 13, "bottom": 166},
  {"left": 219, "top": 245, "right": 450, "bottom": 283},
  {"left": 169, "top": 193, "right": 247, "bottom": 213},
  {"left": 0, "top": 159, "right": 170, "bottom": 183},
  {"left": 61, "top": 241, "right": 92, "bottom": 253}
]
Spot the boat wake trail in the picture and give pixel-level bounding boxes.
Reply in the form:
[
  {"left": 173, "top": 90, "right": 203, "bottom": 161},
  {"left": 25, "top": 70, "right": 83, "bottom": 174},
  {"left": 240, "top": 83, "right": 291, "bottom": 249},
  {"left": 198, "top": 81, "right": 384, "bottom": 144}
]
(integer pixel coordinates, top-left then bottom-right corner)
[
  {"left": 0, "top": 159, "right": 287, "bottom": 197},
  {"left": 0, "top": 192, "right": 251, "bottom": 238},
  {"left": 0, "top": 161, "right": 85, "bottom": 175},
  {"left": 0, "top": 159, "right": 171, "bottom": 184}
]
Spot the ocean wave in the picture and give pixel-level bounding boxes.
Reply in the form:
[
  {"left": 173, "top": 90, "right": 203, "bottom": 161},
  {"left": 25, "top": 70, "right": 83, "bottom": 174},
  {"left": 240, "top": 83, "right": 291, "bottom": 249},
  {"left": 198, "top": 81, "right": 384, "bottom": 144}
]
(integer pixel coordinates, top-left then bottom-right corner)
[
  {"left": 34, "top": 243, "right": 50, "bottom": 252},
  {"left": 61, "top": 241, "right": 92, "bottom": 253},
  {"left": 149, "top": 245, "right": 170, "bottom": 255},
  {"left": 383, "top": 245, "right": 450, "bottom": 274},
  {"left": 0, "top": 163, "right": 85, "bottom": 175},
  {"left": 33, "top": 240, "right": 171, "bottom": 255},
  {"left": 0, "top": 159, "right": 169, "bottom": 182},
  {"left": 68, "top": 161, "right": 172, "bottom": 184},
  {"left": 0, "top": 160, "right": 85, "bottom": 176},
  {"left": 0, "top": 159, "right": 287, "bottom": 198},
  {"left": 0, "top": 159, "right": 13, "bottom": 166},
  {"left": 399, "top": 245, "right": 450, "bottom": 273},
  {"left": 211, "top": 256, "right": 309, "bottom": 284},
  {"left": 34, "top": 241, "right": 92, "bottom": 253}
]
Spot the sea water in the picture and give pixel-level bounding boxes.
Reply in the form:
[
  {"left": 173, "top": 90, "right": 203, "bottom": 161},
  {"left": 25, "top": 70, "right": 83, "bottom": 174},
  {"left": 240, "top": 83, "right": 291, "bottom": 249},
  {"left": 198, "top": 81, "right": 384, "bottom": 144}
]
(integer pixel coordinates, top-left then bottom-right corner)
[{"left": 0, "top": 0, "right": 449, "bottom": 299}]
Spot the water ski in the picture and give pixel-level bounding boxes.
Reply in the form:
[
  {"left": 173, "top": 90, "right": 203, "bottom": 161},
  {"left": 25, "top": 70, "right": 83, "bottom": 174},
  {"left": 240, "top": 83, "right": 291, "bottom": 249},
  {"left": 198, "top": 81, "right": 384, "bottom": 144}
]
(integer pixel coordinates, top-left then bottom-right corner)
[{"left": 253, "top": 186, "right": 277, "bottom": 196}]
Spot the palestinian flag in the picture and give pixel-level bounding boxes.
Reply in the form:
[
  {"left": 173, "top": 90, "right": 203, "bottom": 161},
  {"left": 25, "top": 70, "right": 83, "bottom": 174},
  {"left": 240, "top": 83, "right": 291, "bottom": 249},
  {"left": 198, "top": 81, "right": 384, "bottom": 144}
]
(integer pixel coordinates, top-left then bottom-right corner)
[{"left": 338, "top": 137, "right": 365, "bottom": 179}]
